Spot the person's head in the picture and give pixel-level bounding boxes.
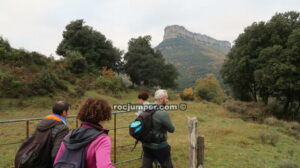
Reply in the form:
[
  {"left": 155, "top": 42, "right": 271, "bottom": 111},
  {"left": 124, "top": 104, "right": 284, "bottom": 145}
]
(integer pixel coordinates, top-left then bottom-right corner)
[
  {"left": 52, "top": 101, "right": 70, "bottom": 118},
  {"left": 77, "top": 98, "right": 112, "bottom": 126},
  {"left": 138, "top": 91, "right": 149, "bottom": 104},
  {"left": 154, "top": 89, "right": 168, "bottom": 105}
]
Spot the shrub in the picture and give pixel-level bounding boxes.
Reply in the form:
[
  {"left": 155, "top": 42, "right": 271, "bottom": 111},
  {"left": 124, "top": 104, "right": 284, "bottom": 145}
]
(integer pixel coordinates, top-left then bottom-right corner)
[
  {"left": 55, "top": 79, "right": 68, "bottom": 90},
  {"left": 92, "top": 76, "right": 125, "bottom": 95},
  {"left": 0, "top": 72, "right": 30, "bottom": 98},
  {"left": 76, "top": 74, "right": 97, "bottom": 90},
  {"left": 74, "top": 86, "right": 85, "bottom": 97},
  {"left": 31, "top": 52, "right": 48, "bottom": 66},
  {"left": 167, "top": 89, "right": 180, "bottom": 101},
  {"left": 223, "top": 100, "right": 271, "bottom": 122},
  {"left": 0, "top": 37, "right": 11, "bottom": 51},
  {"left": 264, "top": 117, "right": 300, "bottom": 139},
  {"left": 277, "top": 159, "right": 298, "bottom": 168},
  {"left": 259, "top": 133, "right": 268, "bottom": 144},
  {"left": 90, "top": 68, "right": 126, "bottom": 94},
  {"left": 110, "top": 78, "right": 126, "bottom": 94},
  {"left": 259, "top": 133, "right": 280, "bottom": 146},
  {"left": 264, "top": 117, "right": 285, "bottom": 127},
  {"left": 65, "top": 51, "right": 88, "bottom": 74},
  {"left": 31, "top": 71, "right": 67, "bottom": 95},
  {"left": 180, "top": 88, "right": 194, "bottom": 101},
  {"left": 0, "top": 38, "right": 11, "bottom": 63},
  {"left": 101, "top": 67, "right": 116, "bottom": 80},
  {"left": 194, "top": 74, "right": 225, "bottom": 104},
  {"left": 270, "top": 135, "right": 280, "bottom": 146},
  {"left": 282, "top": 122, "right": 300, "bottom": 140},
  {"left": 59, "top": 73, "right": 77, "bottom": 85}
]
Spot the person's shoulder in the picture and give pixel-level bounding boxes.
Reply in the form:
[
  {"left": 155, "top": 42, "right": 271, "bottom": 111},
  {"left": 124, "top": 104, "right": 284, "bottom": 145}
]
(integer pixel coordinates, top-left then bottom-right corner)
[
  {"left": 54, "top": 122, "right": 69, "bottom": 131},
  {"left": 153, "top": 107, "right": 167, "bottom": 117},
  {"left": 94, "top": 132, "right": 110, "bottom": 140},
  {"left": 92, "top": 133, "right": 111, "bottom": 148},
  {"left": 143, "top": 102, "right": 154, "bottom": 107}
]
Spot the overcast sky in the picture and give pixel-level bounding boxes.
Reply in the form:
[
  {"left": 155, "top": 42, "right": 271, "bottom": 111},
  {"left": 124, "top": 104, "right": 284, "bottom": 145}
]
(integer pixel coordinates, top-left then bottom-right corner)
[{"left": 1, "top": 0, "right": 299, "bottom": 58}]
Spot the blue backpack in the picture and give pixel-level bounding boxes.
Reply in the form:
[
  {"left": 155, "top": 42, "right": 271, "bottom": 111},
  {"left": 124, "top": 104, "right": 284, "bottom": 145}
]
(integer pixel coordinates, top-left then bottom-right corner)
[{"left": 129, "top": 108, "right": 157, "bottom": 151}]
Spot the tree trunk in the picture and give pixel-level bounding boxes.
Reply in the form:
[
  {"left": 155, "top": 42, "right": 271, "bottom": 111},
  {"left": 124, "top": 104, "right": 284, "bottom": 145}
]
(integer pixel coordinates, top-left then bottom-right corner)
[
  {"left": 296, "top": 101, "right": 300, "bottom": 120},
  {"left": 262, "top": 93, "right": 269, "bottom": 105},
  {"left": 249, "top": 83, "right": 257, "bottom": 102},
  {"left": 283, "top": 99, "right": 291, "bottom": 119}
]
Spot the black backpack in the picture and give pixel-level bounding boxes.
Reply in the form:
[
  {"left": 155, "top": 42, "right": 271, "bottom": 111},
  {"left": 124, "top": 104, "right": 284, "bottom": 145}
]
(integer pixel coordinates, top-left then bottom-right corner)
[
  {"left": 15, "top": 128, "right": 53, "bottom": 168},
  {"left": 53, "top": 147, "right": 86, "bottom": 168},
  {"left": 54, "top": 128, "right": 104, "bottom": 168},
  {"left": 129, "top": 107, "right": 157, "bottom": 150}
]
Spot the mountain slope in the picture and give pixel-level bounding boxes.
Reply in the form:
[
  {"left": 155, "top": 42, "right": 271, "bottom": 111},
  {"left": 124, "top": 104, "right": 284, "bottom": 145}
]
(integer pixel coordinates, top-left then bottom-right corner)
[{"left": 156, "top": 25, "right": 231, "bottom": 89}]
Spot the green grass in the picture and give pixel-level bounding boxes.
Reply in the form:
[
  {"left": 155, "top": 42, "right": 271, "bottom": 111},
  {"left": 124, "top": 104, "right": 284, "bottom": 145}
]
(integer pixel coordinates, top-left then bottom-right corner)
[{"left": 0, "top": 90, "right": 299, "bottom": 168}]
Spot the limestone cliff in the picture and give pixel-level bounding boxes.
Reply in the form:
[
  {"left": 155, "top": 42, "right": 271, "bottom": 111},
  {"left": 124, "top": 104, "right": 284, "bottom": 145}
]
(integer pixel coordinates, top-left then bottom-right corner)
[
  {"left": 156, "top": 25, "right": 231, "bottom": 89},
  {"left": 163, "top": 25, "right": 231, "bottom": 49}
]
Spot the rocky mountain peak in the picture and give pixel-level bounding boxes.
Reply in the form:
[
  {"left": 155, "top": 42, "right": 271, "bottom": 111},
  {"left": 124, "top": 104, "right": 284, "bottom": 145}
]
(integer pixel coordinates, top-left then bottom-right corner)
[{"left": 163, "top": 25, "right": 231, "bottom": 49}]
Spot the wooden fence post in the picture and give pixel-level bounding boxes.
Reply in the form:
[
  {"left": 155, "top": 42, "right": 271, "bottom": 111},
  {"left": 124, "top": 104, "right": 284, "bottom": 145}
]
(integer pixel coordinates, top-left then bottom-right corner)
[
  {"left": 188, "top": 117, "right": 204, "bottom": 168},
  {"left": 188, "top": 117, "right": 198, "bottom": 168},
  {"left": 197, "top": 135, "right": 204, "bottom": 168}
]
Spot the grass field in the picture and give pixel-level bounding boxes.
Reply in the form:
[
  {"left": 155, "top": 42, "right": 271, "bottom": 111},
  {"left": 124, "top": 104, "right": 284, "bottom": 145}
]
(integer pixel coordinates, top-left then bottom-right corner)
[{"left": 0, "top": 90, "right": 299, "bottom": 168}]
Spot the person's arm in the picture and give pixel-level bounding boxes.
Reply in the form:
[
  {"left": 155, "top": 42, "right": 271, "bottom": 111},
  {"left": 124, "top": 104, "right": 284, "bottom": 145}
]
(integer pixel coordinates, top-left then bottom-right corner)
[
  {"left": 51, "top": 126, "right": 69, "bottom": 160},
  {"left": 95, "top": 135, "right": 115, "bottom": 168},
  {"left": 159, "top": 110, "right": 175, "bottom": 133}
]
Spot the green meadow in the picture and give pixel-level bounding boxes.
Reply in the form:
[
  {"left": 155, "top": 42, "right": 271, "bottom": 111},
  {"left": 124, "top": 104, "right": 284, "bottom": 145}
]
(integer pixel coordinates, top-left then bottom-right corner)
[{"left": 0, "top": 90, "right": 299, "bottom": 168}]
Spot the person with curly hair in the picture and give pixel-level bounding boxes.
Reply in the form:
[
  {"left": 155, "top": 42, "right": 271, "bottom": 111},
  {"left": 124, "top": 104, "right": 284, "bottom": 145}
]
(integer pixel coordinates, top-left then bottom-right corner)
[{"left": 54, "top": 98, "right": 114, "bottom": 168}]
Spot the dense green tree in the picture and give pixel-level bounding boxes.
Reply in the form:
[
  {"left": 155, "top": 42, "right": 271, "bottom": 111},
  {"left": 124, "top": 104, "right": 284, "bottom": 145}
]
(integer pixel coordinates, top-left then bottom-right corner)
[
  {"left": 221, "top": 21, "right": 269, "bottom": 101},
  {"left": 159, "top": 63, "right": 178, "bottom": 88},
  {"left": 124, "top": 36, "right": 178, "bottom": 88},
  {"left": 221, "top": 11, "right": 300, "bottom": 120},
  {"left": 56, "top": 19, "right": 122, "bottom": 72},
  {"left": 65, "top": 51, "right": 88, "bottom": 74}
]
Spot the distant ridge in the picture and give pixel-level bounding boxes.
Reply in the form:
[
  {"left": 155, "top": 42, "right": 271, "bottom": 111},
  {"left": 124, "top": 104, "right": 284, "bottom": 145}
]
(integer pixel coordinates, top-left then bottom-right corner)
[{"left": 163, "top": 25, "right": 231, "bottom": 49}]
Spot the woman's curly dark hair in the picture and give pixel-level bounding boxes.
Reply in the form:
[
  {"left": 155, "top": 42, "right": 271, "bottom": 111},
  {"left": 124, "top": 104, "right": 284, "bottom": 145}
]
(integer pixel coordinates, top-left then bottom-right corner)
[{"left": 77, "top": 98, "right": 112, "bottom": 124}]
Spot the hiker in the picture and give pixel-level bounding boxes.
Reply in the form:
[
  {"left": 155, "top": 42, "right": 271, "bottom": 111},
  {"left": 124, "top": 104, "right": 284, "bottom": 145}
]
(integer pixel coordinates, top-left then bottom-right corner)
[
  {"left": 54, "top": 98, "right": 115, "bottom": 168},
  {"left": 136, "top": 91, "right": 150, "bottom": 116},
  {"left": 141, "top": 89, "right": 175, "bottom": 168},
  {"left": 15, "top": 101, "right": 70, "bottom": 168}
]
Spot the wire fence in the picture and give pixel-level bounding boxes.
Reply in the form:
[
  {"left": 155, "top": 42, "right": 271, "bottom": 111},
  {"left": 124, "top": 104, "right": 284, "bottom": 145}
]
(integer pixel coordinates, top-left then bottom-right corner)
[{"left": 0, "top": 111, "right": 142, "bottom": 167}]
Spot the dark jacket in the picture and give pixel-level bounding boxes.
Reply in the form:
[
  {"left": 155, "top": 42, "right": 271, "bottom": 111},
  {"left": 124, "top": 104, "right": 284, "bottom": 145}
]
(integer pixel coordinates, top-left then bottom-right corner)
[
  {"left": 143, "top": 106, "right": 175, "bottom": 149},
  {"left": 36, "top": 118, "right": 69, "bottom": 161}
]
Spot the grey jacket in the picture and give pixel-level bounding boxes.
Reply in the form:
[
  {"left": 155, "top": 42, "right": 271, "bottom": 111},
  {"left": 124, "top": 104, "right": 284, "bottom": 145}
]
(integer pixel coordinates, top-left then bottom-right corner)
[{"left": 143, "top": 107, "right": 175, "bottom": 149}]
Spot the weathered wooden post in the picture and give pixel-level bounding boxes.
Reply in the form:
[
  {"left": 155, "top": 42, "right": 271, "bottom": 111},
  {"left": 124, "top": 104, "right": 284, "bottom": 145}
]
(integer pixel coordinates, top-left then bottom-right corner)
[
  {"left": 197, "top": 135, "right": 204, "bottom": 168},
  {"left": 188, "top": 117, "right": 198, "bottom": 168},
  {"left": 188, "top": 117, "right": 204, "bottom": 168}
]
